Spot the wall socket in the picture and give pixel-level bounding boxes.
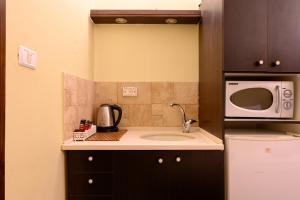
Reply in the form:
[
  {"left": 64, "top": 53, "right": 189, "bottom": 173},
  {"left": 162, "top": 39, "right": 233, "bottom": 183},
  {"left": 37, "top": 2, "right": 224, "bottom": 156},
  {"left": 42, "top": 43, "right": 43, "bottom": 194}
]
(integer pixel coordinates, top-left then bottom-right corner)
[{"left": 123, "top": 87, "right": 138, "bottom": 96}]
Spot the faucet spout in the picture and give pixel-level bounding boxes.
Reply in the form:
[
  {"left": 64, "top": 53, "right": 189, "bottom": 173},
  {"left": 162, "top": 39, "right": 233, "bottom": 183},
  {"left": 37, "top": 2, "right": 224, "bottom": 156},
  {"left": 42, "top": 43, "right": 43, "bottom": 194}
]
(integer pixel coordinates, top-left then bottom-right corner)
[{"left": 170, "top": 103, "right": 197, "bottom": 133}]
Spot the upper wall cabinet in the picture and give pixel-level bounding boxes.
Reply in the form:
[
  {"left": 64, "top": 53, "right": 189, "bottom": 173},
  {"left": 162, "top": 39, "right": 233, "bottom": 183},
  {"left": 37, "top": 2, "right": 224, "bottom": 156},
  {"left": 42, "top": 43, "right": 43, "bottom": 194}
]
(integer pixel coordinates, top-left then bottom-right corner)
[
  {"left": 268, "top": 0, "right": 300, "bottom": 73},
  {"left": 224, "top": 0, "right": 300, "bottom": 73}
]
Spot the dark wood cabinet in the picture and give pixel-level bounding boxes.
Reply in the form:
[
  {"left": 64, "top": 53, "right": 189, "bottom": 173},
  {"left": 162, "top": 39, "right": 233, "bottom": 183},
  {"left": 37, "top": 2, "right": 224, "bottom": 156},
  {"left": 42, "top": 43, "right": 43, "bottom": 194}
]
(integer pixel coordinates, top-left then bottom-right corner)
[
  {"left": 67, "top": 150, "right": 224, "bottom": 200},
  {"left": 114, "top": 151, "right": 169, "bottom": 200},
  {"left": 168, "top": 151, "right": 224, "bottom": 200},
  {"left": 224, "top": 0, "right": 268, "bottom": 72},
  {"left": 268, "top": 0, "right": 300, "bottom": 73},
  {"left": 224, "top": 0, "right": 300, "bottom": 73}
]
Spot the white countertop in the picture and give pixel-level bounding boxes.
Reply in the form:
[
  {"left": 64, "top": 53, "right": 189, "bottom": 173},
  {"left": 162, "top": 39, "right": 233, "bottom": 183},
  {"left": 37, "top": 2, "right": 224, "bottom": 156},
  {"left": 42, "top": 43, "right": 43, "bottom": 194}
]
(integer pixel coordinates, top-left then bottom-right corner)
[{"left": 62, "top": 127, "right": 224, "bottom": 150}]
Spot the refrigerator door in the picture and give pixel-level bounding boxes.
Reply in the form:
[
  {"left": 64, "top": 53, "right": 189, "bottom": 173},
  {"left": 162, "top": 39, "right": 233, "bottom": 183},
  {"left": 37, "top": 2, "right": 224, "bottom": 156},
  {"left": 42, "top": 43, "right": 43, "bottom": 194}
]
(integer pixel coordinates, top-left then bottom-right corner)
[{"left": 226, "top": 134, "right": 300, "bottom": 200}]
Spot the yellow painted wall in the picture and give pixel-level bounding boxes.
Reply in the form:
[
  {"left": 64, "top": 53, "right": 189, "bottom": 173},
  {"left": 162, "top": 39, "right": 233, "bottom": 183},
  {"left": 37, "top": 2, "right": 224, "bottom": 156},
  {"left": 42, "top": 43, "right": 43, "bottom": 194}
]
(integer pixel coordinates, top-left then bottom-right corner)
[
  {"left": 6, "top": 1, "right": 201, "bottom": 199},
  {"left": 93, "top": 25, "right": 199, "bottom": 82},
  {"left": 6, "top": 1, "right": 94, "bottom": 200},
  {"left": 93, "top": 0, "right": 200, "bottom": 82},
  {"left": 94, "top": 0, "right": 200, "bottom": 10}
]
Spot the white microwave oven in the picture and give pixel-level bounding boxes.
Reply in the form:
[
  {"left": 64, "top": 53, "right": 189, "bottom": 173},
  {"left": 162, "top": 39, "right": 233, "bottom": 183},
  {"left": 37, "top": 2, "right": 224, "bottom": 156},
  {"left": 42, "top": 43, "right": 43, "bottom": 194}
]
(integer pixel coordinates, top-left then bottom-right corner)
[{"left": 225, "top": 81, "right": 294, "bottom": 118}]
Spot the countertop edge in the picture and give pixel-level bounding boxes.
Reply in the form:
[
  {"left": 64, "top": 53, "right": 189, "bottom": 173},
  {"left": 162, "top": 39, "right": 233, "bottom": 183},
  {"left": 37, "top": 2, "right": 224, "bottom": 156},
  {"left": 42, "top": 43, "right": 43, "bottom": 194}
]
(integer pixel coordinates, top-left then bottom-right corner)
[{"left": 62, "top": 127, "right": 224, "bottom": 151}]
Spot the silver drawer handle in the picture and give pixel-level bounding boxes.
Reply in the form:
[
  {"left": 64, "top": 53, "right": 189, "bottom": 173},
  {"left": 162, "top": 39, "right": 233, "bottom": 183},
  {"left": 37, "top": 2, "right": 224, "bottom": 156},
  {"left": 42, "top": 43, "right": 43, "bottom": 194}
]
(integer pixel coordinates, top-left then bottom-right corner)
[
  {"left": 158, "top": 158, "right": 164, "bottom": 164},
  {"left": 176, "top": 156, "right": 181, "bottom": 163},
  {"left": 88, "top": 179, "right": 93, "bottom": 184},
  {"left": 88, "top": 156, "right": 93, "bottom": 162}
]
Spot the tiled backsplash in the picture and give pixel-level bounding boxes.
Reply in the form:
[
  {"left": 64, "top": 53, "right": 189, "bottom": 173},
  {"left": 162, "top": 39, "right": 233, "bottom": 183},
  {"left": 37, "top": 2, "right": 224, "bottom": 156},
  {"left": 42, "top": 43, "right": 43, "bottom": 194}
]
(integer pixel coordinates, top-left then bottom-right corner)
[
  {"left": 64, "top": 73, "right": 199, "bottom": 139},
  {"left": 95, "top": 82, "right": 199, "bottom": 127},
  {"left": 64, "top": 73, "right": 95, "bottom": 140}
]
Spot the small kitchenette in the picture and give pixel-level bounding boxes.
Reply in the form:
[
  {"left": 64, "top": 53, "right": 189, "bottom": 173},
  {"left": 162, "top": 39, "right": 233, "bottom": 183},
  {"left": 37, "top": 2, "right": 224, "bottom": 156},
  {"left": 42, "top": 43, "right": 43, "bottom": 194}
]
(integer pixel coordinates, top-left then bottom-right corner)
[{"left": 61, "top": 0, "right": 300, "bottom": 200}]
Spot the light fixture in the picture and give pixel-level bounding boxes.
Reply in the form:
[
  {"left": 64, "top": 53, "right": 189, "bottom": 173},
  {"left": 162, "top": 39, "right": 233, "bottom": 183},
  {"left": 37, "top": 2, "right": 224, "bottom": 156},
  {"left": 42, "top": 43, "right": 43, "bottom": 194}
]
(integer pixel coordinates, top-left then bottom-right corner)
[
  {"left": 165, "top": 18, "right": 178, "bottom": 24},
  {"left": 115, "top": 18, "right": 128, "bottom": 24}
]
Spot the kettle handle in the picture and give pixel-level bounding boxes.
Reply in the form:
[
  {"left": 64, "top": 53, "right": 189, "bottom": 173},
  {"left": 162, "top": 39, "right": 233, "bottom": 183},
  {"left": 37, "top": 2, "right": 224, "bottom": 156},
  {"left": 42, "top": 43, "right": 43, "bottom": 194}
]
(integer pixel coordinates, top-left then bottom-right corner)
[{"left": 111, "top": 104, "right": 122, "bottom": 127}]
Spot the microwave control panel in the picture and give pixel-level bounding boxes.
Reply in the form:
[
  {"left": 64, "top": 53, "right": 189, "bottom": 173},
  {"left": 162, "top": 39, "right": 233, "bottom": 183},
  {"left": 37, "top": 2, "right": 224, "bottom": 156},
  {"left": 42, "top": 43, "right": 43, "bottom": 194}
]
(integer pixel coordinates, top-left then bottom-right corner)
[{"left": 281, "top": 81, "right": 294, "bottom": 118}]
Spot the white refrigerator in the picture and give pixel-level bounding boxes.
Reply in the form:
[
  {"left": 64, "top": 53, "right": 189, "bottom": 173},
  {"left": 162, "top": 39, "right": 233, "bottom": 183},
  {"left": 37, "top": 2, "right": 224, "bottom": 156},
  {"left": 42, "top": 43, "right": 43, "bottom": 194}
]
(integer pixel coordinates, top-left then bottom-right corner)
[{"left": 226, "top": 129, "right": 300, "bottom": 200}]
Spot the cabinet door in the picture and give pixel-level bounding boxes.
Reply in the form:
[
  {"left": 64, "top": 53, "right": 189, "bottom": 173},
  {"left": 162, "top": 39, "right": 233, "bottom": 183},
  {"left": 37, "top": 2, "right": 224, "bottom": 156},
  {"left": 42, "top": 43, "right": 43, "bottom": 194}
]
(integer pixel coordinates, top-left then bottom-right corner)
[
  {"left": 114, "top": 151, "right": 169, "bottom": 200},
  {"left": 268, "top": 0, "right": 300, "bottom": 73},
  {"left": 168, "top": 151, "right": 224, "bottom": 200},
  {"left": 224, "top": 0, "right": 268, "bottom": 72}
]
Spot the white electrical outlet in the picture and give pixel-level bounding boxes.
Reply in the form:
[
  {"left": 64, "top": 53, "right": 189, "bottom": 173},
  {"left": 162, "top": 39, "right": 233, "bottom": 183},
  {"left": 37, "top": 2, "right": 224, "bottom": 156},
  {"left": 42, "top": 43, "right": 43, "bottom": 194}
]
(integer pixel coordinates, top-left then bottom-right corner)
[
  {"left": 18, "top": 45, "right": 37, "bottom": 69},
  {"left": 123, "top": 87, "right": 138, "bottom": 96}
]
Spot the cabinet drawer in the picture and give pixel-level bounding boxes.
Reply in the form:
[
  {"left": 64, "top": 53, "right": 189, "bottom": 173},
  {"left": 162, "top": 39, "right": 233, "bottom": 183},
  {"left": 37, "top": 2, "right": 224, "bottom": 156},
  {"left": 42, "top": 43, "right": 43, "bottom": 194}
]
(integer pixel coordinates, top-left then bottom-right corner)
[
  {"left": 69, "top": 173, "right": 113, "bottom": 195},
  {"left": 69, "top": 196, "right": 112, "bottom": 200},
  {"left": 68, "top": 151, "right": 113, "bottom": 173}
]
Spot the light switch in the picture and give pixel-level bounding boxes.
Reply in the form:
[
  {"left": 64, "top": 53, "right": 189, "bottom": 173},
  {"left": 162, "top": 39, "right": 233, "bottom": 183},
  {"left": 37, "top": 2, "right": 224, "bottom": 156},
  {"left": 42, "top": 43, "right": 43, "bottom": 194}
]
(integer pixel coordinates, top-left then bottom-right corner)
[
  {"left": 18, "top": 45, "right": 37, "bottom": 69},
  {"left": 123, "top": 87, "right": 138, "bottom": 96}
]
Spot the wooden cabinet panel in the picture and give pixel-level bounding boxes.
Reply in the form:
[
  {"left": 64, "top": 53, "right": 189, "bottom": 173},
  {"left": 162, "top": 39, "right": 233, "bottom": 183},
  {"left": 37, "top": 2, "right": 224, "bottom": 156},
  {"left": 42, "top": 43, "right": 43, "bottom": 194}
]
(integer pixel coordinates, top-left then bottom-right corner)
[
  {"left": 68, "top": 151, "right": 113, "bottom": 173},
  {"left": 69, "top": 196, "right": 112, "bottom": 200},
  {"left": 114, "top": 151, "right": 169, "bottom": 200},
  {"left": 224, "top": 0, "right": 268, "bottom": 72},
  {"left": 67, "top": 151, "right": 224, "bottom": 200},
  {"left": 268, "top": 0, "right": 300, "bottom": 73},
  {"left": 68, "top": 173, "right": 113, "bottom": 195},
  {"left": 168, "top": 151, "right": 224, "bottom": 200}
]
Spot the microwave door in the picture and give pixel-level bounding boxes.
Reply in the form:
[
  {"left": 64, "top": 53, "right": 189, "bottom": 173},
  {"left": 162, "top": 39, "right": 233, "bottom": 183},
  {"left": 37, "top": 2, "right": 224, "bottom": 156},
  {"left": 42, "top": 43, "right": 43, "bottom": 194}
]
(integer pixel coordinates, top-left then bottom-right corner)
[{"left": 226, "top": 81, "right": 281, "bottom": 118}]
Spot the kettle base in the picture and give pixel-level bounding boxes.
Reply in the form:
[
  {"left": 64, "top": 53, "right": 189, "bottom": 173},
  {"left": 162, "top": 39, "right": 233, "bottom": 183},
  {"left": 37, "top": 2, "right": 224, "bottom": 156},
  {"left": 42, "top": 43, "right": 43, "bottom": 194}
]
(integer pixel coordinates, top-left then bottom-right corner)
[{"left": 97, "top": 126, "right": 119, "bottom": 132}]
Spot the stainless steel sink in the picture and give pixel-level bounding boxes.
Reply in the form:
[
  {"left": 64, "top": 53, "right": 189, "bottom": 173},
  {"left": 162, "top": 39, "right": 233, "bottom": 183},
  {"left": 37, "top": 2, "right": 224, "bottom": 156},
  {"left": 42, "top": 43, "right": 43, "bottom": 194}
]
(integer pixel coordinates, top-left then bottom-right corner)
[{"left": 140, "top": 133, "right": 195, "bottom": 141}]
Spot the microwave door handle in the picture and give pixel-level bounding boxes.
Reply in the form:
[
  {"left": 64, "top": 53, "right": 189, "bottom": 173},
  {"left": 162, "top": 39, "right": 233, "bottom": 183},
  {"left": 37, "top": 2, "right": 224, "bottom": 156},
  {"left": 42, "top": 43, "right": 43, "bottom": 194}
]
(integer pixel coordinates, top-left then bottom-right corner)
[{"left": 275, "top": 85, "right": 280, "bottom": 113}]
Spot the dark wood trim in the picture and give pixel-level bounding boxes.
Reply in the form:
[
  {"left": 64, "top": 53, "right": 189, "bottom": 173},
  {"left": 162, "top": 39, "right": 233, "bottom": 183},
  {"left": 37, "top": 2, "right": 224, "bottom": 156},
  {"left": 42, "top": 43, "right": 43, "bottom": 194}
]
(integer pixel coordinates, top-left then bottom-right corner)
[
  {"left": 225, "top": 118, "right": 300, "bottom": 124},
  {"left": 90, "top": 10, "right": 202, "bottom": 24},
  {"left": 199, "top": 0, "right": 224, "bottom": 140},
  {"left": 0, "top": 0, "right": 5, "bottom": 198}
]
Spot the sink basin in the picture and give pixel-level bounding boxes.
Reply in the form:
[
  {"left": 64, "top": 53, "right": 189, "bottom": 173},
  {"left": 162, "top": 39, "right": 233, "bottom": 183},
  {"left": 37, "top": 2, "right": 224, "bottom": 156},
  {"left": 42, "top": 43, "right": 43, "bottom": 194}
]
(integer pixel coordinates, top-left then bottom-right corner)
[{"left": 141, "top": 133, "right": 195, "bottom": 141}]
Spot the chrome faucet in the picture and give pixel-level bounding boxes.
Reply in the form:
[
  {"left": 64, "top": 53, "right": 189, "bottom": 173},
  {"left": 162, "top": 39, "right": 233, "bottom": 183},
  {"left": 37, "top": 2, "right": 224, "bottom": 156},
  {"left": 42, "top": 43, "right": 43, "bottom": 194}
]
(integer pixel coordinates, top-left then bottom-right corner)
[{"left": 170, "top": 103, "right": 197, "bottom": 133}]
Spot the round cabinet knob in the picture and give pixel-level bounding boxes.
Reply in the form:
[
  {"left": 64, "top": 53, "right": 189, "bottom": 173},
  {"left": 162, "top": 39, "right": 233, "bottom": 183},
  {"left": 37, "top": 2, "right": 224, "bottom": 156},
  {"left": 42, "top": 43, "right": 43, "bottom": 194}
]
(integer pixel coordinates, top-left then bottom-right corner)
[
  {"left": 256, "top": 60, "right": 264, "bottom": 66},
  {"left": 158, "top": 158, "right": 164, "bottom": 164},
  {"left": 176, "top": 157, "right": 181, "bottom": 163},
  {"left": 88, "top": 179, "right": 93, "bottom": 184},
  {"left": 273, "top": 60, "right": 281, "bottom": 67},
  {"left": 88, "top": 156, "right": 93, "bottom": 162}
]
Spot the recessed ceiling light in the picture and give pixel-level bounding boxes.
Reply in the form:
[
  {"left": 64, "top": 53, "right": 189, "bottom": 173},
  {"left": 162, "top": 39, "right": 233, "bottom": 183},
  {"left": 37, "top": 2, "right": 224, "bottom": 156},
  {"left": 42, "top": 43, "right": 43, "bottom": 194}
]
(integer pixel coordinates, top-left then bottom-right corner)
[
  {"left": 165, "top": 18, "right": 178, "bottom": 24},
  {"left": 115, "top": 18, "right": 128, "bottom": 24}
]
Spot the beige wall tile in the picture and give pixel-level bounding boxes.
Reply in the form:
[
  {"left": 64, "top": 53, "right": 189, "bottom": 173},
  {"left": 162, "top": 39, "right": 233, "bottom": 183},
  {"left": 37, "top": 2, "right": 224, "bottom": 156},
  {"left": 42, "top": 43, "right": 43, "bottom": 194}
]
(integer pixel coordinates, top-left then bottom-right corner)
[
  {"left": 152, "top": 104, "right": 164, "bottom": 115},
  {"left": 64, "top": 79, "right": 199, "bottom": 135},
  {"left": 77, "top": 78, "right": 88, "bottom": 105},
  {"left": 77, "top": 106, "right": 93, "bottom": 122},
  {"left": 118, "top": 104, "right": 129, "bottom": 127},
  {"left": 64, "top": 106, "right": 78, "bottom": 139},
  {"left": 185, "top": 104, "right": 199, "bottom": 126},
  {"left": 151, "top": 82, "right": 174, "bottom": 104},
  {"left": 64, "top": 74, "right": 95, "bottom": 140},
  {"left": 64, "top": 89, "right": 72, "bottom": 108},
  {"left": 120, "top": 105, "right": 152, "bottom": 126},
  {"left": 64, "top": 73, "right": 78, "bottom": 90},
  {"left": 95, "top": 82, "right": 118, "bottom": 105},
  {"left": 162, "top": 104, "right": 185, "bottom": 127},
  {"left": 174, "top": 82, "right": 199, "bottom": 104},
  {"left": 152, "top": 115, "right": 164, "bottom": 127},
  {"left": 87, "top": 81, "right": 95, "bottom": 105},
  {"left": 117, "top": 82, "right": 151, "bottom": 105},
  {"left": 130, "top": 105, "right": 152, "bottom": 126}
]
